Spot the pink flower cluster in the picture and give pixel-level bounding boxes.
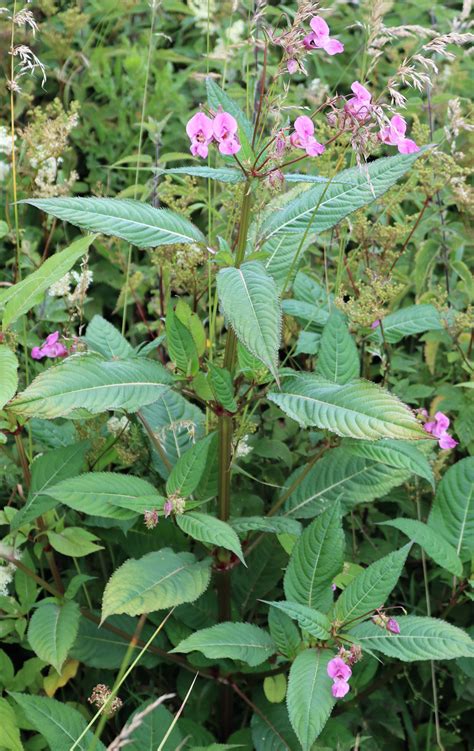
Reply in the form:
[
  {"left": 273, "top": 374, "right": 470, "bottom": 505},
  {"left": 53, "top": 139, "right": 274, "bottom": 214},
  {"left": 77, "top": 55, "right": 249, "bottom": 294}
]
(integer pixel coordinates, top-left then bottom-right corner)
[
  {"left": 31, "top": 331, "right": 68, "bottom": 360},
  {"left": 327, "top": 656, "right": 351, "bottom": 698},
  {"left": 379, "top": 114, "right": 420, "bottom": 155},
  {"left": 423, "top": 411, "right": 458, "bottom": 450},
  {"left": 186, "top": 111, "right": 241, "bottom": 158},
  {"left": 345, "top": 81, "right": 373, "bottom": 123},
  {"left": 303, "top": 16, "right": 344, "bottom": 56},
  {"left": 290, "top": 116, "right": 325, "bottom": 157}
]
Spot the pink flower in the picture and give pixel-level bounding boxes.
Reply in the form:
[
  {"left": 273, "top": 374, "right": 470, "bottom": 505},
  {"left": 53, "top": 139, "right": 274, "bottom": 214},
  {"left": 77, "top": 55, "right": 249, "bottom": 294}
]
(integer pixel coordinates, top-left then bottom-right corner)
[
  {"left": 331, "top": 679, "right": 350, "bottom": 698},
  {"left": 345, "top": 81, "right": 372, "bottom": 122},
  {"left": 379, "top": 115, "right": 420, "bottom": 155},
  {"left": 423, "top": 411, "right": 458, "bottom": 450},
  {"left": 186, "top": 112, "right": 214, "bottom": 158},
  {"left": 163, "top": 499, "right": 173, "bottom": 518},
  {"left": 303, "top": 16, "right": 344, "bottom": 56},
  {"left": 31, "top": 331, "right": 68, "bottom": 360},
  {"left": 287, "top": 58, "right": 298, "bottom": 74},
  {"left": 371, "top": 319, "right": 381, "bottom": 329},
  {"left": 290, "top": 116, "right": 325, "bottom": 157},
  {"left": 327, "top": 657, "right": 352, "bottom": 681},
  {"left": 387, "top": 618, "right": 400, "bottom": 634},
  {"left": 213, "top": 112, "right": 241, "bottom": 155}
]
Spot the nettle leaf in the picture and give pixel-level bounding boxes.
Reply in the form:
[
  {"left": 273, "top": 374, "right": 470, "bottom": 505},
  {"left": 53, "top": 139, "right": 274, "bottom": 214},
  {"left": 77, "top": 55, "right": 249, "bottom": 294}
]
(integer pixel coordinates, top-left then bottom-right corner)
[
  {"left": 10, "top": 693, "right": 105, "bottom": 751},
  {"left": 166, "top": 433, "right": 215, "bottom": 497},
  {"left": 84, "top": 315, "right": 133, "bottom": 359},
  {"left": 348, "top": 616, "right": 474, "bottom": 661},
  {"left": 177, "top": 512, "right": 245, "bottom": 564},
  {"left": 287, "top": 649, "right": 335, "bottom": 751},
  {"left": 0, "top": 346, "right": 18, "bottom": 409},
  {"left": 316, "top": 310, "right": 359, "bottom": 384},
  {"left": 217, "top": 262, "right": 282, "bottom": 381},
  {"left": 334, "top": 545, "right": 411, "bottom": 626},
  {"left": 373, "top": 304, "right": 443, "bottom": 344},
  {"left": 22, "top": 197, "right": 204, "bottom": 247},
  {"left": 11, "top": 441, "right": 90, "bottom": 530},
  {"left": 230, "top": 516, "right": 302, "bottom": 537},
  {"left": 0, "top": 697, "right": 22, "bottom": 751},
  {"left": 172, "top": 622, "right": 276, "bottom": 666},
  {"left": 206, "top": 78, "right": 254, "bottom": 161},
  {"left": 27, "top": 600, "right": 80, "bottom": 673},
  {"left": 269, "top": 375, "right": 425, "bottom": 441},
  {"left": 343, "top": 438, "right": 434, "bottom": 487},
  {"left": 47, "top": 528, "right": 103, "bottom": 558},
  {"left": 268, "top": 607, "right": 301, "bottom": 660},
  {"left": 265, "top": 601, "right": 331, "bottom": 640},
  {"left": 381, "top": 518, "right": 462, "bottom": 577},
  {"left": 0, "top": 235, "right": 96, "bottom": 329},
  {"left": 9, "top": 354, "right": 172, "bottom": 419},
  {"left": 164, "top": 166, "right": 245, "bottom": 183},
  {"left": 428, "top": 457, "right": 474, "bottom": 560},
  {"left": 282, "top": 447, "right": 410, "bottom": 518},
  {"left": 166, "top": 305, "right": 199, "bottom": 375},
  {"left": 45, "top": 472, "right": 165, "bottom": 519},
  {"left": 102, "top": 549, "right": 212, "bottom": 620},
  {"left": 284, "top": 503, "right": 344, "bottom": 612},
  {"left": 208, "top": 364, "right": 238, "bottom": 412}
]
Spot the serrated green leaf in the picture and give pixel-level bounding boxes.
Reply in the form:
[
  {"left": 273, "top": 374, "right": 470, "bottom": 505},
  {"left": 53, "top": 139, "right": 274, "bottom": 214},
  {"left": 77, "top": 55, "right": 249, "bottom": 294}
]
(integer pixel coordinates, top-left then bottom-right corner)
[
  {"left": 348, "top": 616, "right": 474, "bottom": 661},
  {"left": 251, "top": 701, "right": 299, "bottom": 751},
  {"left": 11, "top": 441, "right": 90, "bottom": 530},
  {"left": 102, "top": 549, "right": 212, "bottom": 619},
  {"left": 217, "top": 262, "right": 281, "bottom": 380},
  {"left": 230, "top": 516, "right": 302, "bottom": 537},
  {"left": 0, "top": 235, "right": 96, "bottom": 329},
  {"left": 166, "top": 305, "right": 199, "bottom": 375},
  {"left": 177, "top": 512, "right": 245, "bottom": 563},
  {"left": 286, "top": 649, "right": 335, "bottom": 751},
  {"left": 284, "top": 503, "right": 344, "bottom": 612},
  {"left": 208, "top": 364, "right": 238, "bottom": 412},
  {"left": 175, "top": 299, "right": 206, "bottom": 357},
  {"left": 206, "top": 78, "right": 254, "bottom": 161},
  {"left": 166, "top": 433, "right": 215, "bottom": 497},
  {"left": 316, "top": 310, "right": 359, "bottom": 384},
  {"left": 282, "top": 447, "right": 410, "bottom": 518},
  {"left": 164, "top": 166, "right": 245, "bottom": 183},
  {"left": 47, "top": 527, "right": 103, "bottom": 558},
  {"left": 27, "top": 600, "right": 80, "bottom": 673},
  {"left": 0, "top": 346, "right": 18, "bottom": 409},
  {"left": 264, "top": 601, "right": 331, "bottom": 640},
  {"left": 343, "top": 437, "right": 434, "bottom": 486},
  {"left": 373, "top": 304, "right": 443, "bottom": 344},
  {"left": 172, "top": 622, "right": 275, "bottom": 666},
  {"left": 428, "top": 457, "right": 474, "bottom": 561},
  {"left": 70, "top": 614, "right": 162, "bottom": 669},
  {"left": 268, "top": 607, "right": 301, "bottom": 660},
  {"left": 22, "top": 197, "right": 204, "bottom": 247},
  {"left": 334, "top": 545, "right": 410, "bottom": 626},
  {"left": 10, "top": 692, "right": 105, "bottom": 751},
  {"left": 9, "top": 354, "right": 172, "bottom": 419},
  {"left": 381, "top": 518, "right": 462, "bottom": 576},
  {"left": 44, "top": 472, "right": 165, "bottom": 519},
  {"left": 84, "top": 315, "right": 133, "bottom": 359},
  {"left": 269, "top": 374, "right": 426, "bottom": 441},
  {"left": 0, "top": 697, "right": 23, "bottom": 751}
]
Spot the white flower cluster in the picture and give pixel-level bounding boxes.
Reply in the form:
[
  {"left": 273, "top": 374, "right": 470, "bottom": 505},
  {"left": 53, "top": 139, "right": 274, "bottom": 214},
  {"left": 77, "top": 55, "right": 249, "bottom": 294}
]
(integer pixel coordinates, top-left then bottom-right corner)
[
  {"left": 0, "top": 563, "right": 15, "bottom": 596},
  {"left": 0, "top": 126, "right": 15, "bottom": 156},
  {"left": 107, "top": 416, "right": 130, "bottom": 436},
  {"left": 48, "top": 269, "right": 93, "bottom": 301},
  {"left": 235, "top": 435, "right": 253, "bottom": 458}
]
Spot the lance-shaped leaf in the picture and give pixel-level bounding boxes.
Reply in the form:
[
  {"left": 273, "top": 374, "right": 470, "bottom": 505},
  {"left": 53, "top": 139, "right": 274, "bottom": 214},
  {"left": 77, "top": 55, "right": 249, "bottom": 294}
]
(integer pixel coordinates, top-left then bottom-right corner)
[
  {"left": 268, "top": 607, "right": 302, "bottom": 660},
  {"left": 380, "top": 518, "right": 463, "bottom": 577},
  {"left": 348, "top": 616, "right": 474, "bottom": 661},
  {"left": 102, "top": 549, "right": 212, "bottom": 620},
  {"left": 372, "top": 304, "right": 443, "bottom": 343},
  {"left": 22, "top": 197, "right": 204, "bottom": 247},
  {"left": 264, "top": 601, "right": 331, "bottom": 640},
  {"left": 343, "top": 438, "right": 434, "bottom": 487},
  {"left": 84, "top": 315, "right": 133, "bottom": 359},
  {"left": 0, "top": 346, "right": 18, "bottom": 408},
  {"left": 10, "top": 693, "right": 106, "bottom": 751},
  {"left": 428, "top": 457, "right": 474, "bottom": 561},
  {"left": 9, "top": 354, "right": 172, "bottom": 419},
  {"left": 316, "top": 309, "right": 359, "bottom": 384},
  {"left": 230, "top": 516, "right": 302, "bottom": 537},
  {"left": 27, "top": 600, "right": 80, "bottom": 673},
  {"left": 164, "top": 166, "right": 245, "bottom": 183},
  {"left": 0, "top": 697, "right": 22, "bottom": 751},
  {"left": 284, "top": 502, "right": 344, "bottom": 612},
  {"left": 334, "top": 545, "right": 410, "bottom": 626},
  {"left": 166, "top": 433, "right": 215, "bottom": 497},
  {"left": 44, "top": 472, "right": 165, "bottom": 518},
  {"left": 172, "top": 622, "right": 275, "bottom": 666},
  {"left": 268, "top": 374, "right": 426, "bottom": 441},
  {"left": 208, "top": 363, "right": 238, "bottom": 412},
  {"left": 217, "top": 262, "right": 282, "bottom": 381},
  {"left": 287, "top": 649, "right": 335, "bottom": 751},
  {"left": 177, "top": 512, "right": 245, "bottom": 564},
  {"left": 0, "top": 235, "right": 96, "bottom": 329}
]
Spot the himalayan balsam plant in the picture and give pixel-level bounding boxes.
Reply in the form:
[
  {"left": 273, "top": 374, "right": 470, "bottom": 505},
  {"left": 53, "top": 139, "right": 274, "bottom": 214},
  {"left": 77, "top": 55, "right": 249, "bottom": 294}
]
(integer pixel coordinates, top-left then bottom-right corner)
[{"left": 0, "top": 4, "right": 473, "bottom": 751}]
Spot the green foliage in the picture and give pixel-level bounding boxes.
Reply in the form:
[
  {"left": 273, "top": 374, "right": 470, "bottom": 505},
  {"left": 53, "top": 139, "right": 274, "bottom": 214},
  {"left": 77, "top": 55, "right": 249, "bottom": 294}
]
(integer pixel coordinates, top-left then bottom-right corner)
[
  {"left": 316, "top": 309, "right": 359, "bottom": 383},
  {"left": 286, "top": 649, "right": 335, "bottom": 750},
  {"left": 166, "top": 434, "right": 215, "bottom": 497},
  {"left": 381, "top": 518, "right": 463, "bottom": 576},
  {"left": 27, "top": 600, "right": 80, "bottom": 673},
  {"left": 172, "top": 622, "right": 276, "bottom": 666},
  {"left": 428, "top": 457, "right": 474, "bottom": 560},
  {"left": 264, "top": 601, "right": 331, "bottom": 640},
  {"left": 0, "top": 346, "right": 18, "bottom": 410},
  {"left": 177, "top": 512, "right": 245, "bottom": 562}
]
